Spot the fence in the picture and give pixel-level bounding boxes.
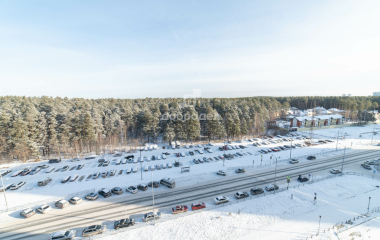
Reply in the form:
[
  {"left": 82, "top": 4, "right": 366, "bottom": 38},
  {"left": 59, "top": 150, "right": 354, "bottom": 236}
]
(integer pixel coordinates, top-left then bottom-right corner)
[{"left": 0, "top": 188, "right": 96, "bottom": 214}]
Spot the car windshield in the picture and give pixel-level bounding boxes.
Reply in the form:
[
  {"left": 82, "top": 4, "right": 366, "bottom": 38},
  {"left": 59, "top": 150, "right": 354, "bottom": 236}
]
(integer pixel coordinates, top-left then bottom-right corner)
[{"left": 64, "top": 231, "right": 70, "bottom": 236}]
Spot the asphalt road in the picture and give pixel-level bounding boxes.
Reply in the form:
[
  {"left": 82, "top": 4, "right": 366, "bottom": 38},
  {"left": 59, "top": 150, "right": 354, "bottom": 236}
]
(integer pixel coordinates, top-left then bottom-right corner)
[{"left": 0, "top": 148, "right": 379, "bottom": 240}]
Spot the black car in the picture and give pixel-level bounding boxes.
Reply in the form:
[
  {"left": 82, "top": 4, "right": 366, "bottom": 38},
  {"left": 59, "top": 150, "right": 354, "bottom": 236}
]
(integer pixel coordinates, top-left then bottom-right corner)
[
  {"left": 250, "top": 188, "right": 264, "bottom": 195},
  {"left": 85, "top": 156, "right": 96, "bottom": 160},
  {"left": 152, "top": 155, "right": 156, "bottom": 160},
  {"left": 307, "top": 156, "right": 316, "bottom": 160},
  {"left": 98, "top": 188, "right": 112, "bottom": 198},
  {"left": 239, "top": 145, "right": 245, "bottom": 149},
  {"left": 114, "top": 218, "right": 135, "bottom": 230},
  {"left": 174, "top": 161, "right": 180, "bottom": 167},
  {"left": 111, "top": 187, "right": 123, "bottom": 195},
  {"left": 49, "top": 159, "right": 61, "bottom": 163},
  {"left": 147, "top": 181, "right": 160, "bottom": 188},
  {"left": 137, "top": 184, "right": 148, "bottom": 191},
  {"left": 297, "top": 175, "right": 309, "bottom": 182},
  {"left": 189, "top": 151, "right": 194, "bottom": 156},
  {"left": 219, "top": 147, "right": 224, "bottom": 151},
  {"left": 125, "top": 155, "right": 134, "bottom": 159},
  {"left": 1, "top": 169, "right": 12, "bottom": 177}
]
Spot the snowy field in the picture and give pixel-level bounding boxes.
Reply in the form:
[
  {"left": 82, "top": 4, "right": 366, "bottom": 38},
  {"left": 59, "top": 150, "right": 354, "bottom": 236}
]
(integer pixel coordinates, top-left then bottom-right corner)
[
  {"left": 0, "top": 124, "right": 379, "bottom": 218},
  {"left": 92, "top": 174, "right": 380, "bottom": 240}
]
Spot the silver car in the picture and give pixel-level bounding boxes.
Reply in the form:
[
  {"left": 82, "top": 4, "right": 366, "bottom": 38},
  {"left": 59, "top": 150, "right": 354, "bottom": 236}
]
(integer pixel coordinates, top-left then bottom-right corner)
[
  {"left": 20, "top": 208, "right": 35, "bottom": 218},
  {"left": 142, "top": 212, "right": 161, "bottom": 222},
  {"left": 85, "top": 192, "right": 98, "bottom": 201},
  {"left": 50, "top": 230, "right": 76, "bottom": 240},
  {"left": 55, "top": 199, "right": 69, "bottom": 209},
  {"left": 82, "top": 225, "right": 106, "bottom": 237}
]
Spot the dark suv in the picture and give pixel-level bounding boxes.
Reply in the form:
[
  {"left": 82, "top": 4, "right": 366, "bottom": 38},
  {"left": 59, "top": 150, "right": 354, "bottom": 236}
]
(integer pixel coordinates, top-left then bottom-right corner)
[
  {"left": 147, "top": 181, "right": 160, "bottom": 188},
  {"left": 307, "top": 156, "right": 316, "bottom": 160},
  {"left": 98, "top": 188, "right": 112, "bottom": 198},
  {"left": 250, "top": 188, "right": 264, "bottom": 195},
  {"left": 137, "top": 184, "right": 148, "bottom": 191},
  {"left": 49, "top": 159, "right": 61, "bottom": 163},
  {"left": 114, "top": 218, "right": 135, "bottom": 230}
]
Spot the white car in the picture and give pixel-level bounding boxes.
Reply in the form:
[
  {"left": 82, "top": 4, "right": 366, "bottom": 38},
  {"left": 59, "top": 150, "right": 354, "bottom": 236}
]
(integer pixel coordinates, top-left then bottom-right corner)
[
  {"left": 133, "top": 158, "right": 138, "bottom": 164},
  {"left": 127, "top": 186, "right": 138, "bottom": 194},
  {"left": 197, "top": 144, "right": 202, "bottom": 148},
  {"left": 147, "top": 156, "right": 151, "bottom": 162},
  {"left": 167, "top": 163, "right": 172, "bottom": 168},
  {"left": 92, "top": 172, "right": 100, "bottom": 179},
  {"left": 162, "top": 154, "right": 166, "bottom": 160},
  {"left": 71, "top": 158, "right": 81, "bottom": 162},
  {"left": 144, "top": 166, "right": 149, "bottom": 172},
  {"left": 46, "top": 167, "right": 55, "bottom": 173},
  {"left": 36, "top": 204, "right": 52, "bottom": 214},
  {"left": 214, "top": 196, "right": 229, "bottom": 205},
  {"left": 216, "top": 170, "right": 226, "bottom": 176},
  {"left": 157, "top": 155, "right": 162, "bottom": 160},
  {"left": 289, "top": 159, "right": 299, "bottom": 164},
  {"left": 10, "top": 181, "right": 26, "bottom": 190},
  {"left": 50, "top": 230, "right": 76, "bottom": 240},
  {"left": 330, "top": 169, "right": 341, "bottom": 174},
  {"left": 207, "top": 149, "right": 213, "bottom": 153},
  {"left": 209, "top": 142, "right": 213, "bottom": 146},
  {"left": 150, "top": 165, "right": 156, "bottom": 171},
  {"left": 126, "top": 168, "right": 131, "bottom": 174},
  {"left": 132, "top": 166, "right": 138, "bottom": 173},
  {"left": 198, "top": 150, "right": 204, "bottom": 154},
  {"left": 121, "top": 159, "right": 127, "bottom": 164}
]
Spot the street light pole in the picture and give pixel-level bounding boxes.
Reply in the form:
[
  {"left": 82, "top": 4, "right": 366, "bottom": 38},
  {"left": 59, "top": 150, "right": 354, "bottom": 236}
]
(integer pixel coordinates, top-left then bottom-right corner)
[
  {"left": 371, "top": 124, "right": 376, "bottom": 145},
  {"left": 341, "top": 147, "right": 346, "bottom": 176},
  {"left": 336, "top": 130, "right": 340, "bottom": 151},
  {"left": 223, "top": 135, "right": 226, "bottom": 167},
  {"left": 290, "top": 138, "right": 293, "bottom": 159},
  {"left": 0, "top": 172, "right": 9, "bottom": 212},
  {"left": 140, "top": 148, "right": 143, "bottom": 180},
  {"left": 367, "top": 197, "right": 371, "bottom": 215},
  {"left": 272, "top": 154, "right": 278, "bottom": 194},
  {"left": 152, "top": 173, "right": 156, "bottom": 226},
  {"left": 317, "top": 215, "right": 321, "bottom": 235}
]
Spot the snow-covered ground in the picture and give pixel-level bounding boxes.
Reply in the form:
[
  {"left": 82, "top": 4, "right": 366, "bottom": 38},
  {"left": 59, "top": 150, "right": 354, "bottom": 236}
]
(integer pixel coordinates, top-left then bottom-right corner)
[
  {"left": 91, "top": 174, "right": 380, "bottom": 240},
  {"left": 0, "top": 124, "right": 379, "bottom": 213}
]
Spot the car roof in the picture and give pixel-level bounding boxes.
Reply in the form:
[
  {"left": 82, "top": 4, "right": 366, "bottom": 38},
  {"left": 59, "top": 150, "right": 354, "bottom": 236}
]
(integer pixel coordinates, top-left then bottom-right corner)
[{"left": 52, "top": 231, "right": 66, "bottom": 237}]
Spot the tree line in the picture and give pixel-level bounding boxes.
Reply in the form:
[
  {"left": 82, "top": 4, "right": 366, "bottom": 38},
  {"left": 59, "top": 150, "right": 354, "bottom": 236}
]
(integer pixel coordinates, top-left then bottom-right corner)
[{"left": 0, "top": 95, "right": 378, "bottom": 162}]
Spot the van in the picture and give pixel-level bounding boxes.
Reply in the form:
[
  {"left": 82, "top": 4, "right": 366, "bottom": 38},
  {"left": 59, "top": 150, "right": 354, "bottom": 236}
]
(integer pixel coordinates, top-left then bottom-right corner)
[{"left": 160, "top": 178, "right": 176, "bottom": 188}]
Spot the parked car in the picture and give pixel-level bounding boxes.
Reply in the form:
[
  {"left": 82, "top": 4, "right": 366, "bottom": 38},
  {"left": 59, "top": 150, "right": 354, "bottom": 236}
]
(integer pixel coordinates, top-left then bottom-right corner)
[
  {"left": 174, "top": 161, "right": 180, "bottom": 167},
  {"left": 365, "top": 160, "right": 379, "bottom": 165},
  {"left": 297, "top": 175, "right": 309, "bottom": 182},
  {"left": 49, "top": 159, "right": 61, "bottom": 163},
  {"left": 189, "top": 151, "right": 194, "bottom": 156},
  {"left": 29, "top": 167, "right": 42, "bottom": 175},
  {"left": 61, "top": 176, "right": 71, "bottom": 183},
  {"left": 85, "top": 192, "right": 98, "bottom": 201},
  {"left": 70, "top": 174, "right": 79, "bottom": 182},
  {"left": 55, "top": 199, "right": 69, "bottom": 209},
  {"left": 307, "top": 156, "right": 316, "bottom": 160},
  {"left": 114, "top": 218, "right": 135, "bottom": 230},
  {"left": 265, "top": 184, "right": 279, "bottom": 191},
  {"left": 219, "top": 155, "right": 224, "bottom": 160},
  {"left": 36, "top": 204, "right": 52, "bottom": 214},
  {"left": 172, "top": 205, "right": 188, "bottom": 214},
  {"left": 111, "top": 187, "right": 123, "bottom": 195},
  {"left": 234, "top": 191, "right": 249, "bottom": 199},
  {"left": 69, "top": 196, "right": 82, "bottom": 205},
  {"left": 217, "top": 170, "right": 227, "bottom": 176},
  {"left": 77, "top": 164, "right": 84, "bottom": 170},
  {"left": 127, "top": 186, "right": 138, "bottom": 194},
  {"left": 20, "top": 168, "right": 32, "bottom": 176},
  {"left": 98, "top": 188, "right": 112, "bottom": 198},
  {"left": 361, "top": 164, "right": 372, "bottom": 170},
  {"left": 61, "top": 165, "right": 69, "bottom": 171},
  {"left": 330, "top": 169, "right": 341, "bottom": 174},
  {"left": 235, "top": 168, "right": 246, "bottom": 173},
  {"left": 193, "top": 159, "right": 199, "bottom": 164},
  {"left": 289, "top": 159, "right": 299, "bottom": 164},
  {"left": 102, "top": 160, "right": 110, "bottom": 167},
  {"left": 110, "top": 169, "right": 116, "bottom": 176},
  {"left": 137, "top": 184, "right": 148, "bottom": 191},
  {"left": 92, "top": 172, "right": 100, "bottom": 179},
  {"left": 10, "top": 181, "right": 26, "bottom": 190},
  {"left": 250, "top": 187, "right": 264, "bottom": 195},
  {"left": 20, "top": 208, "right": 35, "bottom": 218},
  {"left": 148, "top": 181, "right": 160, "bottom": 188},
  {"left": 38, "top": 177, "right": 52, "bottom": 186},
  {"left": 49, "top": 230, "right": 76, "bottom": 240},
  {"left": 11, "top": 170, "right": 23, "bottom": 177},
  {"left": 82, "top": 225, "right": 107, "bottom": 237},
  {"left": 214, "top": 196, "right": 229, "bottom": 205},
  {"left": 191, "top": 202, "right": 206, "bottom": 210},
  {"left": 143, "top": 212, "right": 161, "bottom": 222}
]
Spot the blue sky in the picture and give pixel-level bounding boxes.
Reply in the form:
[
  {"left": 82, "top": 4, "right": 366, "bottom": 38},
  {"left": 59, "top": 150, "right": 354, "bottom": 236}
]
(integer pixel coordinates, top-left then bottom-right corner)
[{"left": 0, "top": 0, "right": 379, "bottom": 98}]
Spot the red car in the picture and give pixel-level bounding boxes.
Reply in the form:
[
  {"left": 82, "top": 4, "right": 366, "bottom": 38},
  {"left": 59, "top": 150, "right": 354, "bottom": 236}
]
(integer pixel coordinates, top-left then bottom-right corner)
[
  {"left": 176, "top": 153, "right": 181, "bottom": 157},
  {"left": 218, "top": 155, "right": 224, "bottom": 159},
  {"left": 172, "top": 205, "right": 188, "bottom": 214},
  {"left": 191, "top": 202, "right": 206, "bottom": 211},
  {"left": 270, "top": 148, "right": 278, "bottom": 152},
  {"left": 20, "top": 168, "right": 32, "bottom": 176},
  {"left": 223, "top": 146, "right": 228, "bottom": 150},
  {"left": 268, "top": 135, "right": 274, "bottom": 138}
]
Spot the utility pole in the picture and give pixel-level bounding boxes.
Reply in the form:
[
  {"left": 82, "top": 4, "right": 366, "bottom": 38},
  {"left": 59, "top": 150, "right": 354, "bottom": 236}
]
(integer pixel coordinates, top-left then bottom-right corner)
[
  {"left": 272, "top": 154, "right": 278, "bottom": 194},
  {"left": 341, "top": 147, "right": 346, "bottom": 175},
  {"left": 223, "top": 135, "right": 226, "bottom": 167},
  {"left": 152, "top": 173, "right": 156, "bottom": 226},
  {"left": 317, "top": 215, "right": 321, "bottom": 235},
  {"left": 0, "top": 172, "right": 9, "bottom": 212},
  {"left": 371, "top": 124, "right": 377, "bottom": 145}
]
